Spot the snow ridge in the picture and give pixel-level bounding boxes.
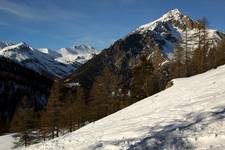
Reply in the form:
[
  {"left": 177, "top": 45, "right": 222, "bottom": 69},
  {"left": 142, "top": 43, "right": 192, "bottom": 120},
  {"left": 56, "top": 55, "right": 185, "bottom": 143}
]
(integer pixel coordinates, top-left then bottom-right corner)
[{"left": 136, "top": 8, "right": 183, "bottom": 32}]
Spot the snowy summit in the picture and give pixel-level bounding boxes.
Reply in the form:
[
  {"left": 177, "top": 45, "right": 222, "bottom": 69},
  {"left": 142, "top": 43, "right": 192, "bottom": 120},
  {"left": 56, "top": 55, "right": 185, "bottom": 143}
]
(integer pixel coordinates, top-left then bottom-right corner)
[
  {"left": 135, "top": 8, "right": 224, "bottom": 55},
  {"left": 57, "top": 44, "right": 98, "bottom": 64},
  {"left": 137, "top": 8, "right": 183, "bottom": 32}
]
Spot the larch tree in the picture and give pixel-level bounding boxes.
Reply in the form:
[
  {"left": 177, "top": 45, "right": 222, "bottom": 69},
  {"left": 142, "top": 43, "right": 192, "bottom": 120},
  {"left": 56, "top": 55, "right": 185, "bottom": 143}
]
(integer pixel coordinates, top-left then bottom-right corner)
[
  {"left": 173, "top": 44, "right": 185, "bottom": 78},
  {"left": 10, "top": 96, "right": 35, "bottom": 146},
  {"left": 44, "top": 81, "right": 63, "bottom": 139},
  {"left": 215, "top": 38, "right": 225, "bottom": 66},
  {"left": 131, "top": 55, "right": 155, "bottom": 101}
]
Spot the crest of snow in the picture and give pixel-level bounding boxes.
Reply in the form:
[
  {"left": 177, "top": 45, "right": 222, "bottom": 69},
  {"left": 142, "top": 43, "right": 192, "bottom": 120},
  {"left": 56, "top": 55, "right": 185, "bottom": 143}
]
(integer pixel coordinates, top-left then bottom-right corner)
[
  {"left": 136, "top": 9, "right": 183, "bottom": 32},
  {"left": 2, "top": 42, "right": 31, "bottom": 51},
  {"left": 0, "top": 41, "right": 13, "bottom": 49},
  {"left": 26, "top": 65, "right": 225, "bottom": 150},
  {"left": 37, "top": 48, "right": 61, "bottom": 59}
]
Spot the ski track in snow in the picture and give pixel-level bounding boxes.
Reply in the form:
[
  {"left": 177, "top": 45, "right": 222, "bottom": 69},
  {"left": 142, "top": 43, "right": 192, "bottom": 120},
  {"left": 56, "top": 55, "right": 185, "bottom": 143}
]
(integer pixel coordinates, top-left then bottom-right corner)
[{"left": 23, "top": 65, "right": 225, "bottom": 150}]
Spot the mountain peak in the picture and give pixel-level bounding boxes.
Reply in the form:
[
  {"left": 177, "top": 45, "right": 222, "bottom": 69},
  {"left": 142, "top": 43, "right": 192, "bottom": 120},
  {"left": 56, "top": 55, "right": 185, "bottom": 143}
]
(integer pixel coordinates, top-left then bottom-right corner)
[
  {"left": 165, "top": 8, "right": 182, "bottom": 16},
  {"left": 1, "top": 42, "right": 32, "bottom": 52},
  {"left": 16, "top": 42, "right": 29, "bottom": 48},
  {"left": 73, "top": 44, "right": 96, "bottom": 52},
  {"left": 136, "top": 8, "right": 184, "bottom": 32},
  {"left": 161, "top": 8, "right": 183, "bottom": 21},
  {"left": 57, "top": 44, "right": 97, "bottom": 64}
]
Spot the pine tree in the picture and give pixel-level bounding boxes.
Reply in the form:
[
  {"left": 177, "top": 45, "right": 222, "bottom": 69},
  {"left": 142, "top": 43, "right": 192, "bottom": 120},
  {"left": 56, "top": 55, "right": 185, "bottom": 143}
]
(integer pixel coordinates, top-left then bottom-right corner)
[
  {"left": 39, "top": 109, "right": 50, "bottom": 141},
  {"left": 184, "top": 24, "right": 190, "bottom": 76},
  {"left": 131, "top": 55, "right": 155, "bottom": 100},
  {"left": 89, "top": 67, "right": 118, "bottom": 120},
  {"left": 173, "top": 44, "right": 184, "bottom": 77},
  {"left": 44, "top": 81, "right": 63, "bottom": 139},
  {"left": 10, "top": 96, "right": 35, "bottom": 146},
  {"left": 215, "top": 38, "right": 225, "bottom": 66}
]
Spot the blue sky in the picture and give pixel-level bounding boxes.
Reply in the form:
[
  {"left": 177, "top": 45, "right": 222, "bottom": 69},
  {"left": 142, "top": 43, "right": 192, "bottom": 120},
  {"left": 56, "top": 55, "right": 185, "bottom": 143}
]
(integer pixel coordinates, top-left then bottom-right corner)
[{"left": 0, "top": 0, "right": 224, "bottom": 50}]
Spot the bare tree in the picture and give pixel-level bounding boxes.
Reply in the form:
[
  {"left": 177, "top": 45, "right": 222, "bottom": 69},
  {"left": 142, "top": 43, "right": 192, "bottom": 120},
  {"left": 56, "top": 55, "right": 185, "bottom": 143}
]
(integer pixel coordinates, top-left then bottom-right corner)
[{"left": 173, "top": 44, "right": 185, "bottom": 77}]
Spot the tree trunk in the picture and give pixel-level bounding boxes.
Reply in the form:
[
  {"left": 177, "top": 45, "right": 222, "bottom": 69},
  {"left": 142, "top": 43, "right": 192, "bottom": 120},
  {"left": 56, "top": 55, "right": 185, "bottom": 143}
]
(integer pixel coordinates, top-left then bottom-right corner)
[
  {"left": 56, "top": 127, "right": 59, "bottom": 137},
  {"left": 52, "top": 128, "right": 54, "bottom": 139},
  {"left": 24, "top": 133, "right": 28, "bottom": 147}
]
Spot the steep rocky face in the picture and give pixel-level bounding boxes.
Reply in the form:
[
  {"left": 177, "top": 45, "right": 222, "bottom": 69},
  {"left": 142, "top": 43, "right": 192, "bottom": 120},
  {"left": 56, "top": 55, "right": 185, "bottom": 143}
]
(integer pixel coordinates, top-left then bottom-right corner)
[{"left": 0, "top": 56, "right": 53, "bottom": 132}]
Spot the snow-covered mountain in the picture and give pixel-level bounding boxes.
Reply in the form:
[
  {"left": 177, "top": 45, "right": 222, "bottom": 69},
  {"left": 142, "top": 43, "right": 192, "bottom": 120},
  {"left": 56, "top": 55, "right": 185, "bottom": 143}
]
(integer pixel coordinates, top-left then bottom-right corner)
[
  {"left": 0, "top": 42, "right": 97, "bottom": 78},
  {"left": 56, "top": 44, "right": 98, "bottom": 64},
  {"left": 65, "top": 8, "right": 225, "bottom": 101},
  {"left": 0, "top": 42, "right": 76, "bottom": 78},
  {"left": 134, "top": 8, "right": 224, "bottom": 57},
  {"left": 26, "top": 64, "right": 225, "bottom": 150}
]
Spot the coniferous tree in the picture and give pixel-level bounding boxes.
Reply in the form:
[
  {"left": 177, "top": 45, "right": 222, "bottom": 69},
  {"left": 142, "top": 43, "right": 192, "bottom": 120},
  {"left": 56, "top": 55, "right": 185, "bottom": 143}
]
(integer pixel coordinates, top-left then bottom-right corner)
[
  {"left": 131, "top": 55, "right": 155, "bottom": 100},
  {"left": 184, "top": 24, "right": 189, "bottom": 76},
  {"left": 10, "top": 96, "right": 35, "bottom": 146},
  {"left": 191, "top": 17, "right": 209, "bottom": 74},
  {"left": 44, "top": 82, "right": 63, "bottom": 139},
  {"left": 89, "top": 67, "right": 119, "bottom": 120},
  {"left": 173, "top": 44, "right": 185, "bottom": 77},
  {"left": 215, "top": 38, "right": 225, "bottom": 66}
]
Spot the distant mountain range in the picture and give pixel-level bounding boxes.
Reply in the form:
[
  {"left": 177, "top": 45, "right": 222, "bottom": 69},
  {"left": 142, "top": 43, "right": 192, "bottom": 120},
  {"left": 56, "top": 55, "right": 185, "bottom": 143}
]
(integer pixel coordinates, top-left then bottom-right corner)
[{"left": 0, "top": 42, "right": 97, "bottom": 78}]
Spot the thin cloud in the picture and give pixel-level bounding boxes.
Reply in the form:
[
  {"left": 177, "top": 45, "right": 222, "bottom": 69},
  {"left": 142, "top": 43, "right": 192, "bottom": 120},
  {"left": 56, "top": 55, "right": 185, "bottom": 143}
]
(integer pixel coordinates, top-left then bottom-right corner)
[
  {"left": 0, "top": 0, "right": 88, "bottom": 21},
  {"left": 0, "top": 0, "right": 44, "bottom": 20}
]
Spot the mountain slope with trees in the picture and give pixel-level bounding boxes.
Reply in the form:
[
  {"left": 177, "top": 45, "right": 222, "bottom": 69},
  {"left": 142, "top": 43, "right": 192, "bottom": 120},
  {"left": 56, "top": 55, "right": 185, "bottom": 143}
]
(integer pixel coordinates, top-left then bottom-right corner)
[
  {"left": 62, "top": 8, "right": 225, "bottom": 125},
  {"left": 0, "top": 56, "right": 53, "bottom": 133},
  {"left": 27, "top": 63, "right": 225, "bottom": 150}
]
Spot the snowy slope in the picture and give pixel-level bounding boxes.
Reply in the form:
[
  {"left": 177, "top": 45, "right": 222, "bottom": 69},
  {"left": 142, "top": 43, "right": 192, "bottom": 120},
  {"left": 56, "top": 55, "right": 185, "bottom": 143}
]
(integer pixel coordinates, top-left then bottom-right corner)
[
  {"left": 37, "top": 48, "right": 61, "bottom": 59},
  {"left": 26, "top": 65, "right": 225, "bottom": 150},
  {"left": 0, "top": 134, "right": 17, "bottom": 150},
  {"left": 56, "top": 44, "right": 98, "bottom": 64},
  {"left": 0, "top": 42, "right": 76, "bottom": 78}
]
